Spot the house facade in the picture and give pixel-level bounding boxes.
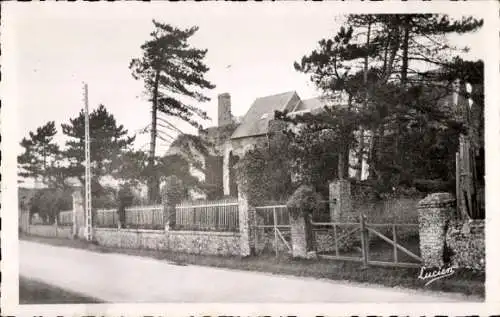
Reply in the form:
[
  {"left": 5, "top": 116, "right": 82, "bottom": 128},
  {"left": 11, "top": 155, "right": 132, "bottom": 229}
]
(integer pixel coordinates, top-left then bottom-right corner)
[{"left": 172, "top": 90, "right": 370, "bottom": 200}]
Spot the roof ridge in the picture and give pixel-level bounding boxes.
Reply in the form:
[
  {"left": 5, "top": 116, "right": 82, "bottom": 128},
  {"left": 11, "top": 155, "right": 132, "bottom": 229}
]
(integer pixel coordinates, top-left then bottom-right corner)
[{"left": 254, "top": 90, "right": 296, "bottom": 101}]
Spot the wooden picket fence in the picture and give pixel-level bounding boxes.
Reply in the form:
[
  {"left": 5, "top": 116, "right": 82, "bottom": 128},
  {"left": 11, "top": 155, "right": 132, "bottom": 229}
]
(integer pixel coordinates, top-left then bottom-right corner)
[
  {"left": 58, "top": 210, "right": 73, "bottom": 226},
  {"left": 95, "top": 208, "right": 119, "bottom": 228},
  {"left": 174, "top": 199, "right": 239, "bottom": 232},
  {"left": 95, "top": 205, "right": 164, "bottom": 230}
]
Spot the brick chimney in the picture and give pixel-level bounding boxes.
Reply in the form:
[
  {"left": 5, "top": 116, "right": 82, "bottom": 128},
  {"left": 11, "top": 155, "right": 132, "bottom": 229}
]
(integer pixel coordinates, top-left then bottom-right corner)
[{"left": 218, "top": 93, "right": 232, "bottom": 127}]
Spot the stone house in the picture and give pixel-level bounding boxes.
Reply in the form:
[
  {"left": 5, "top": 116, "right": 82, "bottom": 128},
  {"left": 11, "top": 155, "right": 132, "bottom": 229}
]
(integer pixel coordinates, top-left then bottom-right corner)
[{"left": 169, "top": 90, "right": 370, "bottom": 200}]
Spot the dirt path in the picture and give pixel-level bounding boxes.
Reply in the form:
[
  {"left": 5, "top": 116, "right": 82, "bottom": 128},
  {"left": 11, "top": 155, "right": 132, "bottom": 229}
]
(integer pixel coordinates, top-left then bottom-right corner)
[{"left": 20, "top": 240, "right": 480, "bottom": 303}]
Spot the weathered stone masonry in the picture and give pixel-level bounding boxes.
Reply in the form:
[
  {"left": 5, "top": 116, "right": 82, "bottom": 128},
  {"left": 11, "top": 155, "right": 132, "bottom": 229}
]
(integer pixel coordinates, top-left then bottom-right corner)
[
  {"left": 418, "top": 192, "right": 455, "bottom": 267},
  {"left": 93, "top": 228, "right": 241, "bottom": 256},
  {"left": 446, "top": 219, "right": 485, "bottom": 271},
  {"left": 418, "top": 192, "right": 485, "bottom": 271}
]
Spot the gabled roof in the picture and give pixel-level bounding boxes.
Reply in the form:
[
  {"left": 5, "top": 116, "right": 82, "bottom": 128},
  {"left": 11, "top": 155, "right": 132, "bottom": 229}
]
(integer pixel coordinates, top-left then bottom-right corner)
[
  {"left": 231, "top": 91, "right": 299, "bottom": 139},
  {"left": 294, "top": 97, "right": 325, "bottom": 112}
]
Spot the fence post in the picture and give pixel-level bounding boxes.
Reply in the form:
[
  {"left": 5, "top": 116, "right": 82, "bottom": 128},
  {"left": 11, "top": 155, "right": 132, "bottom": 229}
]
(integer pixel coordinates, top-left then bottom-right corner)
[
  {"left": 360, "top": 214, "right": 368, "bottom": 267},
  {"left": 54, "top": 216, "right": 58, "bottom": 238},
  {"left": 273, "top": 207, "right": 278, "bottom": 257},
  {"left": 393, "top": 224, "right": 398, "bottom": 263}
]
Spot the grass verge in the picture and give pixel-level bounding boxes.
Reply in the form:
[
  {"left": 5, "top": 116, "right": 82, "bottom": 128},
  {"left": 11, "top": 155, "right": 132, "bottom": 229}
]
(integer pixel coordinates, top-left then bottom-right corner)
[
  {"left": 19, "top": 276, "right": 103, "bottom": 304},
  {"left": 20, "top": 234, "right": 485, "bottom": 298}
]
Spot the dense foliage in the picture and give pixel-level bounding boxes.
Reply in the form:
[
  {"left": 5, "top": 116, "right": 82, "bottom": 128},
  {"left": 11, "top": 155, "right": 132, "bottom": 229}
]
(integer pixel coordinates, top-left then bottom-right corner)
[
  {"left": 291, "top": 14, "right": 483, "bottom": 194},
  {"left": 286, "top": 185, "right": 324, "bottom": 219},
  {"left": 28, "top": 188, "right": 72, "bottom": 224},
  {"left": 236, "top": 137, "right": 293, "bottom": 205},
  {"left": 61, "top": 104, "right": 135, "bottom": 208}
]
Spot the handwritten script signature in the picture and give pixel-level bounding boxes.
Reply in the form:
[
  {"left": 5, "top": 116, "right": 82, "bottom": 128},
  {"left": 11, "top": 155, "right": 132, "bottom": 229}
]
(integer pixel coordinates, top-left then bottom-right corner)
[{"left": 418, "top": 265, "right": 457, "bottom": 286}]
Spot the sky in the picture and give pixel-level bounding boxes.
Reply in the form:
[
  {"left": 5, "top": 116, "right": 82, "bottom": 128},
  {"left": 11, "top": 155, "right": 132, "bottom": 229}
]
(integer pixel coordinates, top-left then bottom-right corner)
[{"left": 4, "top": 3, "right": 487, "bottom": 160}]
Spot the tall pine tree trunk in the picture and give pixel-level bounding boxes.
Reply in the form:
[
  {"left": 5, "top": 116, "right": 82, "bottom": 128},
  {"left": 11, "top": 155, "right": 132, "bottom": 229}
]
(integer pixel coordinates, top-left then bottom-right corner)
[
  {"left": 357, "top": 20, "right": 372, "bottom": 180},
  {"left": 339, "top": 94, "right": 354, "bottom": 180},
  {"left": 401, "top": 17, "right": 410, "bottom": 86},
  {"left": 392, "top": 17, "right": 411, "bottom": 185},
  {"left": 148, "top": 70, "right": 160, "bottom": 203}
]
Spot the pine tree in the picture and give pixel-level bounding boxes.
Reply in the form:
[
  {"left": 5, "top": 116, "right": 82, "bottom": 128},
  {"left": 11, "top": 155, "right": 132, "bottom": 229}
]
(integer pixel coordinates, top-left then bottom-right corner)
[
  {"left": 18, "top": 121, "right": 65, "bottom": 188},
  {"left": 61, "top": 104, "right": 135, "bottom": 203},
  {"left": 294, "top": 14, "right": 483, "bottom": 191},
  {"left": 130, "top": 20, "right": 215, "bottom": 203}
]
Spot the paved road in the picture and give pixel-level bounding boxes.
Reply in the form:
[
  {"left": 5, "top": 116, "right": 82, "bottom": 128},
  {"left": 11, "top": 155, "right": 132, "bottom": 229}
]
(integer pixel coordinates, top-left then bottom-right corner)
[{"left": 20, "top": 240, "right": 480, "bottom": 303}]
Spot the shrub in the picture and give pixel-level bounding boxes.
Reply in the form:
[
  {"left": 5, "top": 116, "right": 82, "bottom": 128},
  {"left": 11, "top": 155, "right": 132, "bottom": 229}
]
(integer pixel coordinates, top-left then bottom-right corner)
[
  {"left": 286, "top": 185, "right": 324, "bottom": 219},
  {"left": 29, "top": 189, "right": 72, "bottom": 224},
  {"left": 236, "top": 144, "right": 293, "bottom": 205}
]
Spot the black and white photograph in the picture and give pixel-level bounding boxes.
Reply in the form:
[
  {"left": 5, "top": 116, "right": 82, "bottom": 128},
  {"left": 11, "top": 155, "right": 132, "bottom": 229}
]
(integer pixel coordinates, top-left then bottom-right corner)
[{"left": 1, "top": 1, "right": 499, "bottom": 315}]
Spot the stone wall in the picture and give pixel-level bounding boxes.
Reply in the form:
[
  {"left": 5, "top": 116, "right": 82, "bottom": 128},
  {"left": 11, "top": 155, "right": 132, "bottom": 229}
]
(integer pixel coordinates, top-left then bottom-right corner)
[
  {"left": 93, "top": 228, "right": 241, "bottom": 256},
  {"left": 27, "top": 224, "right": 57, "bottom": 237},
  {"left": 168, "top": 230, "right": 240, "bottom": 256},
  {"left": 418, "top": 192, "right": 485, "bottom": 271},
  {"left": 446, "top": 219, "right": 485, "bottom": 271},
  {"left": 56, "top": 226, "right": 73, "bottom": 239},
  {"left": 27, "top": 224, "right": 72, "bottom": 239},
  {"left": 94, "top": 228, "right": 168, "bottom": 250}
]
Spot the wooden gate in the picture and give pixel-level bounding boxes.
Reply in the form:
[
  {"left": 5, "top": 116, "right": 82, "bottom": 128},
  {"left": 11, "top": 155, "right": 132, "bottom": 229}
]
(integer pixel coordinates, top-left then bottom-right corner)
[
  {"left": 313, "top": 215, "right": 422, "bottom": 268},
  {"left": 253, "top": 204, "right": 292, "bottom": 256}
]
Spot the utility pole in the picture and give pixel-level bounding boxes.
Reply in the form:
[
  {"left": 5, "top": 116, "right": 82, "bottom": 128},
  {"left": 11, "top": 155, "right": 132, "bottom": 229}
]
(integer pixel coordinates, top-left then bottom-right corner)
[{"left": 83, "top": 82, "right": 92, "bottom": 241}]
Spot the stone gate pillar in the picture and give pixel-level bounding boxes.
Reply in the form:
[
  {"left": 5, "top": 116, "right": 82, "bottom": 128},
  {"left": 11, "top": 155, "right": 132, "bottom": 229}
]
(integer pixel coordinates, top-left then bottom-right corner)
[
  {"left": 72, "top": 189, "right": 85, "bottom": 239},
  {"left": 329, "top": 179, "right": 352, "bottom": 222},
  {"left": 417, "top": 192, "right": 455, "bottom": 267},
  {"left": 237, "top": 186, "right": 253, "bottom": 256},
  {"left": 290, "top": 213, "right": 308, "bottom": 258}
]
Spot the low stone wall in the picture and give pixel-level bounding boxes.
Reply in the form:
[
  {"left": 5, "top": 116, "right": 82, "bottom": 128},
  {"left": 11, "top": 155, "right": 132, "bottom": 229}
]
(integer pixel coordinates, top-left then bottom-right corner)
[
  {"left": 56, "top": 226, "right": 73, "bottom": 239},
  {"left": 27, "top": 224, "right": 58, "bottom": 237},
  {"left": 169, "top": 230, "right": 240, "bottom": 256},
  {"left": 446, "top": 219, "right": 485, "bottom": 271},
  {"left": 93, "top": 228, "right": 241, "bottom": 256},
  {"left": 94, "top": 228, "right": 168, "bottom": 250},
  {"left": 26, "top": 224, "right": 73, "bottom": 239}
]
